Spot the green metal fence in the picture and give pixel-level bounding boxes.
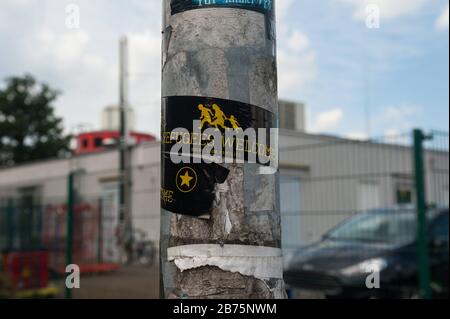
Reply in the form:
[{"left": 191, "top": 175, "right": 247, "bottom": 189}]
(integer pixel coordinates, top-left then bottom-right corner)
[
  {"left": 281, "top": 129, "right": 449, "bottom": 299},
  {"left": 0, "top": 129, "right": 448, "bottom": 299},
  {"left": 417, "top": 130, "right": 449, "bottom": 299}
]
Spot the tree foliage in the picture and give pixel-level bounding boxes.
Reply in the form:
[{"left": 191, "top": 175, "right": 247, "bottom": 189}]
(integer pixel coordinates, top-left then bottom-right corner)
[{"left": 0, "top": 75, "right": 71, "bottom": 167}]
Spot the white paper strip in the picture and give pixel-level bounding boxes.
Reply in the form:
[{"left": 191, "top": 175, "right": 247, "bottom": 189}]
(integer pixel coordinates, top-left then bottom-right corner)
[{"left": 167, "top": 244, "right": 283, "bottom": 280}]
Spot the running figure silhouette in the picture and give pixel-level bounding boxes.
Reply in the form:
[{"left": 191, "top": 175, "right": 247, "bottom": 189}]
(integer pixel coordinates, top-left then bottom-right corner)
[
  {"left": 211, "top": 104, "right": 227, "bottom": 129},
  {"left": 198, "top": 104, "right": 214, "bottom": 129},
  {"left": 228, "top": 115, "right": 240, "bottom": 129},
  {"left": 198, "top": 103, "right": 241, "bottom": 130}
]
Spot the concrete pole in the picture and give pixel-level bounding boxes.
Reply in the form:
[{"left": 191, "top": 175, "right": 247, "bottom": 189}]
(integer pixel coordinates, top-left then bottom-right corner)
[{"left": 161, "top": 0, "right": 285, "bottom": 299}]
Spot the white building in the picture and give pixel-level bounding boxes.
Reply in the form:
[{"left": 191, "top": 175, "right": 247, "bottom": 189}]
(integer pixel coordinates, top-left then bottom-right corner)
[{"left": 1, "top": 129, "right": 448, "bottom": 263}]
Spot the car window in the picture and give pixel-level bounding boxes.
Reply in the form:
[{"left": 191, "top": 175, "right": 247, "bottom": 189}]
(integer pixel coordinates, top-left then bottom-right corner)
[
  {"left": 431, "top": 213, "right": 449, "bottom": 242},
  {"left": 326, "top": 209, "right": 417, "bottom": 245}
]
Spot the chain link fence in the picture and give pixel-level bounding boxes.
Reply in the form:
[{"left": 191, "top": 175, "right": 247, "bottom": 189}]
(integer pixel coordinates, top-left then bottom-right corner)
[
  {"left": 0, "top": 130, "right": 448, "bottom": 299},
  {"left": 281, "top": 130, "right": 448, "bottom": 299},
  {"left": 0, "top": 157, "right": 161, "bottom": 298}
]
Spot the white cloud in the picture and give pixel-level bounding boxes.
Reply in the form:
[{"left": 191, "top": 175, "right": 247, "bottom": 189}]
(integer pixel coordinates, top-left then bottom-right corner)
[
  {"left": 436, "top": 4, "right": 449, "bottom": 31},
  {"left": 376, "top": 104, "right": 423, "bottom": 137},
  {"left": 0, "top": 0, "right": 317, "bottom": 136},
  {"left": 1, "top": 0, "right": 32, "bottom": 7},
  {"left": 33, "top": 29, "right": 91, "bottom": 65},
  {"left": 338, "top": 0, "right": 427, "bottom": 21},
  {"left": 384, "top": 128, "right": 401, "bottom": 136},
  {"left": 344, "top": 131, "right": 369, "bottom": 140},
  {"left": 0, "top": 0, "right": 34, "bottom": 32},
  {"left": 277, "top": 0, "right": 295, "bottom": 19},
  {"left": 287, "top": 30, "right": 310, "bottom": 52},
  {"left": 311, "top": 108, "right": 344, "bottom": 132},
  {"left": 276, "top": 1, "right": 317, "bottom": 98},
  {"left": 0, "top": 0, "right": 164, "bottom": 136},
  {"left": 278, "top": 49, "right": 317, "bottom": 95},
  {"left": 382, "top": 128, "right": 412, "bottom": 145},
  {"left": 127, "top": 30, "right": 162, "bottom": 135},
  {"left": 383, "top": 104, "right": 423, "bottom": 121}
]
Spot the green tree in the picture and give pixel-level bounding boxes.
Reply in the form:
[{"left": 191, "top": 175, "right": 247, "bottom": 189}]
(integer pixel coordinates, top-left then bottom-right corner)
[{"left": 0, "top": 75, "right": 71, "bottom": 167}]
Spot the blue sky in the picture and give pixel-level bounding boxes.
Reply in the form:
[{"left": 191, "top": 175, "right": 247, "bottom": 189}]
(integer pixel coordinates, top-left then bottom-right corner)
[
  {"left": 278, "top": 0, "right": 449, "bottom": 138},
  {"left": 0, "top": 0, "right": 448, "bottom": 139}
]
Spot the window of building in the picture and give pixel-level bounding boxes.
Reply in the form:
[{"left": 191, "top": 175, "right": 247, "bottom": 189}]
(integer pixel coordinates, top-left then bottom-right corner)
[
  {"left": 94, "top": 137, "right": 103, "bottom": 148},
  {"left": 279, "top": 102, "right": 296, "bottom": 130},
  {"left": 101, "top": 183, "right": 120, "bottom": 262},
  {"left": 396, "top": 188, "right": 413, "bottom": 204},
  {"left": 16, "top": 186, "right": 41, "bottom": 250},
  {"left": 280, "top": 175, "right": 303, "bottom": 266}
]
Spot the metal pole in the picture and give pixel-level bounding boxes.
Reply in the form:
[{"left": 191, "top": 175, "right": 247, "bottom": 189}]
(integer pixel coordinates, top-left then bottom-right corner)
[
  {"left": 161, "top": 1, "right": 285, "bottom": 299},
  {"left": 119, "top": 35, "right": 128, "bottom": 223},
  {"left": 413, "top": 128, "right": 432, "bottom": 299},
  {"left": 65, "top": 172, "right": 75, "bottom": 300},
  {"left": 119, "top": 36, "right": 132, "bottom": 263}
]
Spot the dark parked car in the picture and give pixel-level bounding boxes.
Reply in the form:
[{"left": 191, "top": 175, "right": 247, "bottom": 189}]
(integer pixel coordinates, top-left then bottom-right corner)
[{"left": 284, "top": 207, "right": 449, "bottom": 299}]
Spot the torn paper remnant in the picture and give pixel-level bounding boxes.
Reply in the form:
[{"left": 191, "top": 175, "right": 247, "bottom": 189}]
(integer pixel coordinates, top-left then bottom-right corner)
[{"left": 167, "top": 244, "right": 283, "bottom": 280}]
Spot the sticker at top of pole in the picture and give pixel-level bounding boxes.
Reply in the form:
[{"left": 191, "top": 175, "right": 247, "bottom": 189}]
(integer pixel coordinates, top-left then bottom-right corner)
[{"left": 171, "top": 0, "right": 274, "bottom": 17}]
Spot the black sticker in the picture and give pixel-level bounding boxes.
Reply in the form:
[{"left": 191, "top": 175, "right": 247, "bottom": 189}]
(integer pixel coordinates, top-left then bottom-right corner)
[
  {"left": 161, "top": 155, "right": 230, "bottom": 217},
  {"left": 171, "top": 0, "right": 274, "bottom": 17},
  {"left": 162, "top": 96, "right": 276, "bottom": 165},
  {"left": 161, "top": 96, "right": 276, "bottom": 217}
]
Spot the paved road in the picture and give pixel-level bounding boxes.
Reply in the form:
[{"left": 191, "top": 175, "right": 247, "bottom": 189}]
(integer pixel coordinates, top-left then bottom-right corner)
[{"left": 54, "top": 265, "right": 159, "bottom": 299}]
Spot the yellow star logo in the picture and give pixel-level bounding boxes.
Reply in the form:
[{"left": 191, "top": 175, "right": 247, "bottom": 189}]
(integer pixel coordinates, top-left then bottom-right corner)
[
  {"left": 180, "top": 170, "right": 194, "bottom": 188},
  {"left": 176, "top": 167, "right": 198, "bottom": 193}
]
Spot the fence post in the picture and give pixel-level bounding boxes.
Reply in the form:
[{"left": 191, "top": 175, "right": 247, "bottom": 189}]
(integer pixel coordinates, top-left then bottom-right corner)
[
  {"left": 6, "top": 199, "right": 14, "bottom": 251},
  {"left": 413, "top": 129, "right": 432, "bottom": 299},
  {"left": 65, "top": 172, "right": 75, "bottom": 299},
  {"left": 97, "top": 198, "right": 103, "bottom": 264}
]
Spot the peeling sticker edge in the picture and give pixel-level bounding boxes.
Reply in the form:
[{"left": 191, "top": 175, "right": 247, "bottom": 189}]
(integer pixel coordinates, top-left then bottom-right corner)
[
  {"left": 167, "top": 244, "right": 283, "bottom": 280},
  {"left": 215, "top": 181, "right": 233, "bottom": 235}
]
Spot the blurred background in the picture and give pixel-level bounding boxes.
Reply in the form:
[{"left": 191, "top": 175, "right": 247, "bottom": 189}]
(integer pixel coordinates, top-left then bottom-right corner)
[{"left": 0, "top": 0, "right": 448, "bottom": 299}]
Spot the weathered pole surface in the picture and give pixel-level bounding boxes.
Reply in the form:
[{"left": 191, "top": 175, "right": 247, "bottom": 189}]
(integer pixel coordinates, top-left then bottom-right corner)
[{"left": 161, "top": 0, "right": 285, "bottom": 299}]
